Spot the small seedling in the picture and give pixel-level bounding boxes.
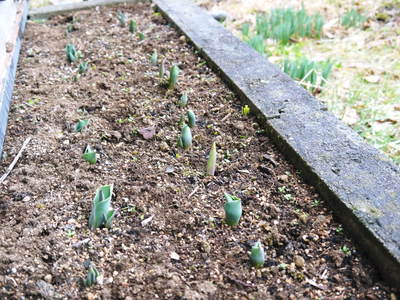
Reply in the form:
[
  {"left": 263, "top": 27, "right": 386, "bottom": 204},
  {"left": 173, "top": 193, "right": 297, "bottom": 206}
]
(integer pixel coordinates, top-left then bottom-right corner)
[
  {"left": 66, "top": 24, "right": 74, "bottom": 33},
  {"left": 206, "top": 142, "right": 217, "bottom": 176},
  {"left": 250, "top": 240, "right": 265, "bottom": 268},
  {"left": 128, "top": 20, "right": 137, "bottom": 33},
  {"left": 82, "top": 145, "right": 97, "bottom": 164},
  {"left": 88, "top": 185, "right": 116, "bottom": 230},
  {"left": 137, "top": 32, "right": 145, "bottom": 40},
  {"left": 341, "top": 245, "right": 351, "bottom": 256},
  {"left": 168, "top": 65, "right": 180, "bottom": 90},
  {"left": 178, "top": 125, "right": 192, "bottom": 150},
  {"left": 74, "top": 119, "right": 89, "bottom": 132},
  {"left": 159, "top": 59, "right": 165, "bottom": 78},
  {"left": 178, "top": 92, "right": 188, "bottom": 107},
  {"left": 223, "top": 192, "right": 242, "bottom": 226},
  {"left": 242, "top": 105, "right": 250, "bottom": 116},
  {"left": 187, "top": 110, "right": 196, "bottom": 128},
  {"left": 150, "top": 50, "right": 158, "bottom": 65},
  {"left": 84, "top": 264, "right": 100, "bottom": 287},
  {"left": 117, "top": 11, "right": 126, "bottom": 26},
  {"left": 78, "top": 61, "right": 89, "bottom": 74},
  {"left": 66, "top": 44, "right": 77, "bottom": 62}
]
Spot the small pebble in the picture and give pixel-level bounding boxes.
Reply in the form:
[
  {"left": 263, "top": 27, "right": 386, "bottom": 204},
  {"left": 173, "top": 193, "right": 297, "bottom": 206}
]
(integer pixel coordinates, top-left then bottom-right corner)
[
  {"left": 294, "top": 255, "right": 305, "bottom": 269},
  {"left": 44, "top": 274, "right": 52, "bottom": 283}
]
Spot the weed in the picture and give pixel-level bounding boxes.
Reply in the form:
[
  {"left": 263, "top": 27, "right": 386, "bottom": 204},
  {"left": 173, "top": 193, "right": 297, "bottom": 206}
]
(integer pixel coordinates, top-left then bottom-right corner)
[
  {"left": 242, "top": 105, "right": 250, "bottom": 116},
  {"left": 137, "top": 32, "right": 145, "bottom": 40},
  {"left": 341, "top": 9, "right": 366, "bottom": 28},
  {"left": 341, "top": 245, "right": 351, "bottom": 256},
  {"left": 206, "top": 142, "right": 217, "bottom": 176}
]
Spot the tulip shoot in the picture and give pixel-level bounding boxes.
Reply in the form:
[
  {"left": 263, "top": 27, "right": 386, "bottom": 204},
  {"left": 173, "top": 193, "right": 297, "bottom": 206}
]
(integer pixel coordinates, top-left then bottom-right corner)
[
  {"left": 206, "top": 142, "right": 217, "bottom": 176},
  {"left": 187, "top": 110, "right": 196, "bottom": 128},
  {"left": 179, "top": 125, "right": 192, "bottom": 150},
  {"left": 84, "top": 264, "right": 100, "bottom": 287},
  {"left": 82, "top": 145, "right": 97, "bottom": 164},
  {"left": 168, "top": 65, "right": 180, "bottom": 90},
  {"left": 223, "top": 192, "right": 242, "bottom": 226},
  {"left": 89, "top": 185, "right": 116, "bottom": 230},
  {"left": 250, "top": 240, "right": 265, "bottom": 268},
  {"left": 74, "top": 119, "right": 89, "bottom": 132}
]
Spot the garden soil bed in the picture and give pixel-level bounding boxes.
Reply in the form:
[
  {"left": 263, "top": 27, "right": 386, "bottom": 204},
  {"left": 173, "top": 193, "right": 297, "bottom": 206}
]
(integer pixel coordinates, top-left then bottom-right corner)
[{"left": 0, "top": 2, "right": 398, "bottom": 299}]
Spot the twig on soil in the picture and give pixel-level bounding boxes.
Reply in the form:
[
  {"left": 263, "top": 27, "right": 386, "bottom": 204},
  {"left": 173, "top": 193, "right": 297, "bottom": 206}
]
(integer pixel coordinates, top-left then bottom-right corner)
[
  {"left": 306, "top": 277, "right": 326, "bottom": 290},
  {"left": 221, "top": 113, "right": 231, "bottom": 122},
  {"left": 0, "top": 136, "right": 32, "bottom": 184},
  {"left": 223, "top": 273, "right": 256, "bottom": 289},
  {"left": 188, "top": 186, "right": 199, "bottom": 198}
]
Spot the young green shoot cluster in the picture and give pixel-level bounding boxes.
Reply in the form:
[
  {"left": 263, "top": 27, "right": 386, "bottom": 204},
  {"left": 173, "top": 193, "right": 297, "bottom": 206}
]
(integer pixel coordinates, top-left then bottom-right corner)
[
  {"left": 66, "top": 44, "right": 77, "bottom": 62},
  {"left": 168, "top": 65, "right": 180, "bottom": 90},
  {"left": 178, "top": 125, "right": 192, "bottom": 150},
  {"left": 129, "top": 20, "right": 137, "bottom": 33},
  {"left": 206, "top": 142, "right": 217, "bottom": 176},
  {"left": 78, "top": 61, "right": 89, "bottom": 74},
  {"left": 84, "top": 264, "right": 100, "bottom": 287},
  {"left": 179, "top": 92, "right": 188, "bottom": 107},
  {"left": 242, "top": 105, "right": 250, "bottom": 116},
  {"left": 223, "top": 192, "right": 242, "bottom": 226},
  {"left": 117, "top": 11, "right": 126, "bottom": 26},
  {"left": 282, "top": 57, "right": 333, "bottom": 92},
  {"left": 137, "top": 32, "right": 145, "bottom": 41},
  {"left": 250, "top": 240, "right": 265, "bottom": 268},
  {"left": 82, "top": 145, "right": 97, "bottom": 164},
  {"left": 150, "top": 50, "right": 158, "bottom": 65},
  {"left": 89, "top": 185, "right": 116, "bottom": 230},
  {"left": 74, "top": 119, "right": 89, "bottom": 132},
  {"left": 341, "top": 9, "right": 366, "bottom": 29}
]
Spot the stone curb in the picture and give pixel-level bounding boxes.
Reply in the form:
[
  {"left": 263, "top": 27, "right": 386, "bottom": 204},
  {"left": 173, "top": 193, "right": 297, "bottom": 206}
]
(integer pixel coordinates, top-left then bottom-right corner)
[
  {"left": 29, "top": 0, "right": 149, "bottom": 19},
  {"left": 154, "top": 0, "right": 400, "bottom": 286},
  {"left": 0, "top": 0, "right": 28, "bottom": 157}
]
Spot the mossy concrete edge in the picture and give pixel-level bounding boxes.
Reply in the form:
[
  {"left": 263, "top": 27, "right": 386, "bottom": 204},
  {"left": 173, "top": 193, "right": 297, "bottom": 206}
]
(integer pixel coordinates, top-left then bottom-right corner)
[
  {"left": 29, "top": 0, "right": 150, "bottom": 19},
  {"left": 0, "top": 0, "right": 28, "bottom": 157},
  {"left": 154, "top": 0, "right": 400, "bottom": 287}
]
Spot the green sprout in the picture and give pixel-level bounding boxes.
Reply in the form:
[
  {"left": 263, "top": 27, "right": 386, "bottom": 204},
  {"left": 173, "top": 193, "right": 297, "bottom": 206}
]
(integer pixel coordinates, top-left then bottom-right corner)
[
  {"left": 250, "top": 240, "right": 265, "bottom": 268},
  {"left": 224, "top": 193, "right": 242, "bottom": 226},
  {"left": 242, "top": 105, "right": 250, "bottom": 116},
  {"left": 88, "top": 185, "right": 116, "bottom": 230},
  {"left": 341, "top": 9, "right": 366, "bottom": 29},
  {"left": 66, "top": 44, "right": 77, "bottom": 62},
  {"left": 128, "top": 20, "right": 137, "bottom": 33},
  {"left": 159, "top": 59, "right": 165, "bottom": 78},
  {"left": 206, "top": 142, "right": 217, "bottom": 176},
  {"left": 341, "top": 245, "right": 351, "bottom": 256},
  {"left": 84, "top": 264, "right": 100, "bottom": 287},
  {"left": 179, "top": 92, "right": 188, "bottom": 107},
  {"left": 137, "top": 32, "right": 145, "bottom": 40},
  {"left": 150, "top": 50, "right": 158, "bottom": 65},
  {"left": 117, "top": 11, "right": 126, "bottom": 26},
  {"left": 74, "top": 119, "right": 89, "bottom": 132},
  {"left": 78, "top": 61, "right": 89, "bottom": 74},
  {"left": 82, "top": 145, "right": 97, "bottom": 164},
  {"left": 178, "top": 125, "right": 192, "bottom": 150},
  {"left": 66, "top": 24, "right": 74, "bottom": 33},
  {"left": 168, "top": 65, "right": 180, "bottom": 90},
  {"left": 187, "top": 110, "right": 196, "bottom": 128}
]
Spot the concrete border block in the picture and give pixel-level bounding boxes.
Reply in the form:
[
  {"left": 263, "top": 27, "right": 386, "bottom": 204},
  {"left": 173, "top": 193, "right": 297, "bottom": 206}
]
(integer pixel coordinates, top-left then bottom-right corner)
[
  {"left": 0, "top": 0, "right": 29, "bottom": 157},
  {"left": 154, "top": 0, "right": 400, "bottom": 286}
]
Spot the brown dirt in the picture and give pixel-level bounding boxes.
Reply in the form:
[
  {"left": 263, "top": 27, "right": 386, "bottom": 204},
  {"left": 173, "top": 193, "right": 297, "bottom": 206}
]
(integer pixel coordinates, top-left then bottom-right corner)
[{"left": 0, "top": 2, "right": 398, "bottom": 299}]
